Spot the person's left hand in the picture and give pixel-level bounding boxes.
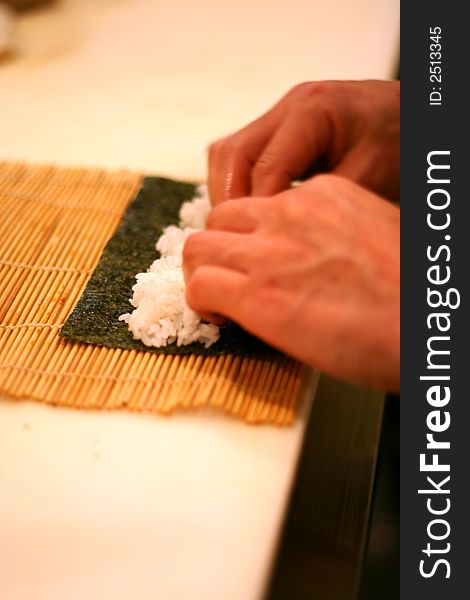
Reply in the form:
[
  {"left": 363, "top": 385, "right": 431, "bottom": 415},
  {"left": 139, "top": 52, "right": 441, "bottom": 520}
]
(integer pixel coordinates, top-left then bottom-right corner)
[{"left": 183, "top": 174, "right": 400, "bottom": 390}]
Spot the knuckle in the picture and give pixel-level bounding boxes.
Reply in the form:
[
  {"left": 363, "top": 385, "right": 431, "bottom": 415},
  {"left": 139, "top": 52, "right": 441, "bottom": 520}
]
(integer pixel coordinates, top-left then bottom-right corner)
[
  {"left": 253, "top": 152, "right": 286, "bottom": 180},
  {"left": 289, "top": 81, "right": 339, "bottom": 111},
  {"left": 290, "top": 81, "right": 316, "bottom": 96},
  {"left": 211, "top": 134, "right": 240, "bottom": 153},
  {"left": 289, "top": 81, "right": 326, "bottom": 100},
  {"left": 274, "top": 195, "right": 304, "bottom": 226},
  {"left": 224, "top": 134, "right": 245, "bottom": 157}
]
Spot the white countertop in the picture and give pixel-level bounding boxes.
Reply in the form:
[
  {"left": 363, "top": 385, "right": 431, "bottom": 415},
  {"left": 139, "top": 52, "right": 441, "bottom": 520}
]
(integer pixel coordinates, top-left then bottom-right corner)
[
  {"left": 0, "top": 1, "right": 399, "bottom": 598},
  {"left": 0, "top": 377, "right": 315, "bottom": 600},
  {"left": 1, "top": 0, "right": 399, "bottom": 178}
]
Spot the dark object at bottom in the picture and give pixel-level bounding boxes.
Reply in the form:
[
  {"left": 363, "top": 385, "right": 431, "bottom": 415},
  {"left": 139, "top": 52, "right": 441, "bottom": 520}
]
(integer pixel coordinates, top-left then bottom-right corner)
[{"left": 266, "top": 375, "right": 393, "bottom": 600}]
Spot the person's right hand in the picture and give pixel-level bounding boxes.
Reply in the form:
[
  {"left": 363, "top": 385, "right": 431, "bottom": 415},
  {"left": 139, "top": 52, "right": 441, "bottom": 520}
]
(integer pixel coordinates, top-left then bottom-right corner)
[
  {"left": 184, "top": 175, "right": 400, "bottom": 391},
  {"left": 208, "top": 80, "right": 400, "bottom": 205}
]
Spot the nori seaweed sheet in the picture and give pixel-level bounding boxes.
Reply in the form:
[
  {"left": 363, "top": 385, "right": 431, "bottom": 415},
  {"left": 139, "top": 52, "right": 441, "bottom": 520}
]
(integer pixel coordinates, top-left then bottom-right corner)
[{"left": 60, "top": 176, "right": 277, "bottom": 356}]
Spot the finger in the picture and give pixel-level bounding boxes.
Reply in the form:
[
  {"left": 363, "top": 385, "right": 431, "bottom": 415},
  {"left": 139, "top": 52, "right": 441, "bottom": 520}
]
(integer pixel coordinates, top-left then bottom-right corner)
[
  {"left": 206, "top": 196, "right": 266, "bottom": 232},
  {"left": 207, "top": 114, "right": 277, "bottom": 206},
  {"left": 184, "top": 226, "right": 307, "bottom": 291},
  {"left": 185, "top": 265, "right": 250, "bottom": 321},
  {"left": 183, "top": 230, "right": 252, "bottom": 281},
  {"left": 208, "top": 140, "right": 251, "bottom": 206},
  {"left": 251, "top": 109, "right": 330, "bottom": 197},
  {"left": 186, "top": 264, "right": 294, "bottom": 350}
]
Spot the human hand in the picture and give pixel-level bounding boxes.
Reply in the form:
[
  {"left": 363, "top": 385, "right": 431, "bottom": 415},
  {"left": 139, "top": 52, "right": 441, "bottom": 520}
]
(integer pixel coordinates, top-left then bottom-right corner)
[
  {"left": 208, "top": 80, "right": 400, "bottom": 205},
  {"left": 183, "top": 175, "right": 400, "bottom": 390}
]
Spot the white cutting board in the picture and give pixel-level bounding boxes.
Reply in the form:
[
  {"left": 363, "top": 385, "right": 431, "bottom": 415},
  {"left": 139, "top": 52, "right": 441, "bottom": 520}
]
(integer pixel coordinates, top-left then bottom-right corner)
[{"left": 0, "top": 373, "right": 316, "bottom": 600}]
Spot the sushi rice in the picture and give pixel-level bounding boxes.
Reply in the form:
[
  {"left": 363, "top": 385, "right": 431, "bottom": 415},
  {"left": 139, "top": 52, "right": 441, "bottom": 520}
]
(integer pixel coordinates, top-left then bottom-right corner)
[{"left": 119, "top": 186, "right": 220, "bottom": 348}]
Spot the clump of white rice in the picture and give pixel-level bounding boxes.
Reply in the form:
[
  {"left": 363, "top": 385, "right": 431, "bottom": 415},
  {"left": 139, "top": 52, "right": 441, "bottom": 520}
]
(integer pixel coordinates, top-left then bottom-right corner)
[{"left": 118, "top": 185, "right": 219, "bottom": 348}]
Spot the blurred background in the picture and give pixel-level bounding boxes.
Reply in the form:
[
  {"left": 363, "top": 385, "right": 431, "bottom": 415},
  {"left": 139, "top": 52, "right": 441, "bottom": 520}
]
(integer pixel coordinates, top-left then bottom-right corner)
[{"left": 1, "top": 0, "right": 399, "bottom": 180}]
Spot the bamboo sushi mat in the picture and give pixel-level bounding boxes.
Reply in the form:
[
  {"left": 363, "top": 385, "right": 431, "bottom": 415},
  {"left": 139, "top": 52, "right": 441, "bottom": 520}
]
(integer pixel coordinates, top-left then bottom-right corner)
[{"left": 0, "top": 162, "right": 303, "bottom": 425}]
